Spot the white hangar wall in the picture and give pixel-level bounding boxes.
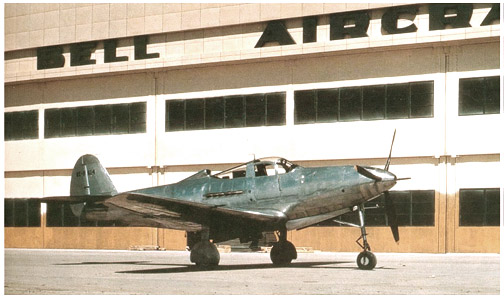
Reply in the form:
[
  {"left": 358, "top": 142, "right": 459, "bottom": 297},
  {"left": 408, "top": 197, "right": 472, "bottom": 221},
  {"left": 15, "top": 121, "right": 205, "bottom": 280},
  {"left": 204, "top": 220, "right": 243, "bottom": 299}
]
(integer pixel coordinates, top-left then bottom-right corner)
[{"left": 4, "top": 3, "right": 500, "bottom": 253}]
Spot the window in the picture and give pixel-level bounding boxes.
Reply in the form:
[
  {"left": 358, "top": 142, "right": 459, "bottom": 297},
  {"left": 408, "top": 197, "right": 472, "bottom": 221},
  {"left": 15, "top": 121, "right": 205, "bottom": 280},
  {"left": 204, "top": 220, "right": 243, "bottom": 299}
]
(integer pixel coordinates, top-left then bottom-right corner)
[
  {"left": 459, "top": 188, "right": 500, "bottom": 226},
  {"left": 339, "top": 87, "right": 362, "bottom": 121},
  {"left": 166, "top": 92, "right": 286, "bottom": 132},
  {"left": 46, "top": 202, "right": 118, "bottom": 227},
  {"left": 4, "top": 199, "right": 41, "bottom": 227},
  {"left": 245, "top": 94, "right": 266, "bottom": 127},
  {"left": 266, "top": 93, "right": 286, "bottom": 126},
  {"left": 318, "top": 190, "right": 435, "bottom": 227},
  {"left": 44, "top": 102, "right": 146, "bottom": 138},
  {"left": 205, "top": 97, "right": 224, "bottom": 129},
  {"left": 294, "top": 81, "right": 434, "bottom": 124},
  {"left": 224, "top": 96, "right": 245, "bottom": 128},
  {"left": 459, "top": 76, "right": 500, "bottom": 115},
  {"left": 5, "top": 110, "right": 39, "bottom": 141}
]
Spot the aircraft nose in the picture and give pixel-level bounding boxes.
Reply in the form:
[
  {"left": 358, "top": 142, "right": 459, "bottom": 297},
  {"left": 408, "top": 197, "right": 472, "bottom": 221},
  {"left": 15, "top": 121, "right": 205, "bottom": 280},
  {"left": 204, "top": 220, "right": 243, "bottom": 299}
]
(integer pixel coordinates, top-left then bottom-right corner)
[
  {"left": 354, "top": 165, "right": 397, "bottom": 188},
  {"left": 378, "top": 168, "right": 397, "bottom": 182}
]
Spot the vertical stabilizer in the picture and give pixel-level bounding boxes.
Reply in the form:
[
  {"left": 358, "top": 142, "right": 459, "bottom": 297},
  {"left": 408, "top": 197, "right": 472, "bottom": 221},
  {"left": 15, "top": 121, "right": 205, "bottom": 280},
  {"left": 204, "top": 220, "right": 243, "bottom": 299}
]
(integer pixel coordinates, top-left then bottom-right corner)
[{"left": 70, "top": 154, "right": 117, "bottom": 196}]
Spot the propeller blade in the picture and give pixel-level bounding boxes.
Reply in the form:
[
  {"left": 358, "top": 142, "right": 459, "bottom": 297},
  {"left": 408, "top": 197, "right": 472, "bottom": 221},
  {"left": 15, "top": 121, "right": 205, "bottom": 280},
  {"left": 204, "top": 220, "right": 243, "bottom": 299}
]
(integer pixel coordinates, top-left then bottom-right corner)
[
  {"left": 354, "top": 165, "right": 382, "bottom": 182},
  {"left": 384, "top": 192, "right": 400, "bottom": 242},
  {"left": 385, "top": 129, "right": 396, "bottom": 171}
]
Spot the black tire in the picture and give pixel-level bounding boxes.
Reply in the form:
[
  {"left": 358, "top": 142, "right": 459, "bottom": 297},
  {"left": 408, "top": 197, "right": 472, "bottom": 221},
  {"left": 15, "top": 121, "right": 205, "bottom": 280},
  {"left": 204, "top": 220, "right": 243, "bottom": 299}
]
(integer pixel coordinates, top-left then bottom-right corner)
[
  {"left": 190, "top": 241, "right": 220, "bottom": 267},
  {"left": 356, "top": 251, "right": 377, "bottom": 270},
  {"left": 270, "top": 241, "right": 297, "bottom": 265}
]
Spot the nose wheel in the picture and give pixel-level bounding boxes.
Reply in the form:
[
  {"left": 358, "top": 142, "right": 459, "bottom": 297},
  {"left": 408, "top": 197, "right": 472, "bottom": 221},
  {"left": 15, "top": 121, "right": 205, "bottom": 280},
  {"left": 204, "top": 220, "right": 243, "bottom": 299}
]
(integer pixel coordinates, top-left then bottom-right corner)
[{"left": 357, "top": 250, "right": 377, "bottom": 270}]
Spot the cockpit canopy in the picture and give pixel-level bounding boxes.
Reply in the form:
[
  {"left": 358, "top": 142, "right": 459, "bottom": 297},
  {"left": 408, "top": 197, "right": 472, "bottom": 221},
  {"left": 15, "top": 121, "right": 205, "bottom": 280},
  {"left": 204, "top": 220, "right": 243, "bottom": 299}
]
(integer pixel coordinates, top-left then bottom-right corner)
[{"left": 214, "top": 157, "right": 298, "bottom": 179}]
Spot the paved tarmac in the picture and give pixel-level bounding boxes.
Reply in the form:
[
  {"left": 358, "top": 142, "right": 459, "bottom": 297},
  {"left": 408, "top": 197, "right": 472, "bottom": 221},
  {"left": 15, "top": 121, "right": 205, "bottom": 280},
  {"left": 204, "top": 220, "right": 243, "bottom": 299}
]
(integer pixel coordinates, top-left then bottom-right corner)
[{"left": 4, "top": 248, "right": 500, "bottom": 295}]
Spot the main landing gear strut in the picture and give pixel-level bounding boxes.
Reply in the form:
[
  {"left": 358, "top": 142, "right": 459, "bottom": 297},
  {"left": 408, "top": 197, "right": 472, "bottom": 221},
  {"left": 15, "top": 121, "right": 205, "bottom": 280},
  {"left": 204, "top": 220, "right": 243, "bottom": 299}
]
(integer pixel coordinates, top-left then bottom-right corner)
[
  {"left": 270, "top": 229, "right": 297, "bottom": 265},
  {"left": 335, "top": 204, "right": 377, "bottom": 270}
]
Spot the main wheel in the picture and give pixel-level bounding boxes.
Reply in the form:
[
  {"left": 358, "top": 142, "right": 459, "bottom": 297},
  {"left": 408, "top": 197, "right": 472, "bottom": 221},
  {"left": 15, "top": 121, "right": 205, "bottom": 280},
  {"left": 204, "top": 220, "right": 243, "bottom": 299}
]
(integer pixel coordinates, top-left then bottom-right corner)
[
  {"left": 270, "top": 241, "right": 297, "bottom": 265},
  {"left": 190, "top": 240, "right": 220, "bottom": 268},
  {"left": 356, "top": 251, "right": 377, "bottom": 270}
]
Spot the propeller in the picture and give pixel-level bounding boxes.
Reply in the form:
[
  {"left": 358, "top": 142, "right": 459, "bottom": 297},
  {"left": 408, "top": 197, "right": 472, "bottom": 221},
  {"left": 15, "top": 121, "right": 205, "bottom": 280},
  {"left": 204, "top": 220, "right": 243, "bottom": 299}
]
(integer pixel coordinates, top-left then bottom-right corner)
[
  {"left": 384, "top": 129, "right": 399, "bottom": 242},
  {"left": 384, "top": 192, "right": 399, "bottom": 242}
]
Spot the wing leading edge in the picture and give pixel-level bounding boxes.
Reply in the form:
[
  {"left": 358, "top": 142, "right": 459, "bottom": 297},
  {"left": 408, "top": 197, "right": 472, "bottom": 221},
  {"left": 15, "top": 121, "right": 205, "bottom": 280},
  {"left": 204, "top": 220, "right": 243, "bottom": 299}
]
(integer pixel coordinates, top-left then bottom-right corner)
[{"left": 105, "top": 192, "right": 287, "bottom": 231}]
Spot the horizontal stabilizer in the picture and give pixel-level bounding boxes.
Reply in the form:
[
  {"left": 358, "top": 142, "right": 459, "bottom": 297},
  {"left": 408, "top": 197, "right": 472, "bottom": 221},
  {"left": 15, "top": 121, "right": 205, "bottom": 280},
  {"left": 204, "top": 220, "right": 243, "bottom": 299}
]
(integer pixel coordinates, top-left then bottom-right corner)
[{"left": 4, "top": 195, "right": 110, "bottom": 203}]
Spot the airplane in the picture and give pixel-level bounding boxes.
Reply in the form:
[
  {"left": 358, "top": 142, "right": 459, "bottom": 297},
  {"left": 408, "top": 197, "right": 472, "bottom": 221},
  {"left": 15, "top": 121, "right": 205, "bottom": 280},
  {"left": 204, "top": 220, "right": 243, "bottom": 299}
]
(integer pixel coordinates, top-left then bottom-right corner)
[{"left": 8, "top": 132, "right": 403, "bottom": 270}]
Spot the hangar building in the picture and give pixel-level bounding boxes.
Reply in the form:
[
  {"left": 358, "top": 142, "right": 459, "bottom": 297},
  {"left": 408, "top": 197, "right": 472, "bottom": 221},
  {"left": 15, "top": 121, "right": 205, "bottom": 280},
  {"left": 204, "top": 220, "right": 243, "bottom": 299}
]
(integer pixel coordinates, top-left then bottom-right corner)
[{"left": 4, "top": 3, "right": 501, "bottom": 253}]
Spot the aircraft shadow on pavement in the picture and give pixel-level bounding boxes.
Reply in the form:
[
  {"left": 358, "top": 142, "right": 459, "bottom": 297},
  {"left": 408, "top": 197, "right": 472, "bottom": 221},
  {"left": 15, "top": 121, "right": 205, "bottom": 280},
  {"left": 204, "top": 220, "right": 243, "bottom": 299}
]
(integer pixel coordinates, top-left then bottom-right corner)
[
  {"left": 56, "top": 260, "right": 396, "bottom": 274},
  {"left": 114, "top": 261, "right": 395, "bottom": 274}
]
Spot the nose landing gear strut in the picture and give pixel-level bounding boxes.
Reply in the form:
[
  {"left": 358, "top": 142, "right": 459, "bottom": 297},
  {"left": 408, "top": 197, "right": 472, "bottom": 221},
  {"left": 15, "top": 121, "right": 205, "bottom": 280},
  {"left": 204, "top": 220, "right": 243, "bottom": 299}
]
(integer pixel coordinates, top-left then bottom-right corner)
[
  {"left": 355, "top": 204, "right": 377, "bottom": 270},
  {"left": 334, "top": 204, "right": 377, "bottom": 270}
]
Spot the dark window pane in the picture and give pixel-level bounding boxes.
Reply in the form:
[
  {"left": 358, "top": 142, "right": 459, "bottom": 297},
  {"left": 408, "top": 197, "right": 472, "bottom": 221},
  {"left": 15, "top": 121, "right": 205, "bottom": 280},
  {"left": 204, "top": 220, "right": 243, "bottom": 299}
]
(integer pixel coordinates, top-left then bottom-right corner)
[
  {"left": 5, "top": 200, "right": 40, "bottom": 227},
  {"left": 484, "top": 76, "right": 500, "bottom": 114},
  {"left": 205, "top": 97, "right": 224, "bottom": 129},
  {"left": 129, "top": 102, "right": 146, "bottom": 133},
  {"left": 412, "top": 214, "right": 434, "bottom": 226},
  {"left": 4, "top": 113, "right": 13, "bottom": 140},
  {"left": 362, "top": 85, "right": 385, "bottom": 120},
  {"left": 339, "top": 87, "right": 361, "bottom": 121},
  {"left": 27, "top": 201, "right": 41, "bottom": 227},
  {"left": 317, "top": 89, "right": 339, "bottom": 122},
  {"left": 60, "top": 108, "right": 77, "bottom": 137},
  {"left": 410, "top": 81, "right": 434, "bottom": 118},
  {"left": 386, "top": 84, "right": 409, "bottom": 119},
  {"left": 46, "top": 203, "right": 63, "bottom": 226},
  {"left": 77, "top": 106, "right": 94, "bottom": 136},
  {"left": 266, "top": 93, "right": 286, "bottom": 126},
  {"left": 339, "top": 212, "right": 359, "bottom": 225},
  {"left": 185, "top": 99, "right": 204, "bottom": 130},
  {"left": 5, "top": 110, "right": 39, "bottom": 141},
  {"left": 460, "top": 189, "right": 485, "bottom": 226},
  {"left": 246, "top": 94, "right": 266, "bottom": 127},
  {"left": 45, "top": 109, "right": 61, "bottom": 138},
  {"left": 389, "top": 191, "right": 410, "bottom": 226},
  {"left": 411, "top": 190, "right": 435, "bottom": 226},
  {"left": 94, "top": 105, "right": 112, "bottom": 135},
  {"left": 365, "top": 196, "right": 387, "bottom": 226},
  {"left": 112, "top": 104, "right": 130, "bottom": 134},
  {"left": 22, "top": 110, "right": 39, "bottom": 139},
  {"left": 294, "top": 90, "right": 316, "bottom": 124},
  {"left": 485, "top": 189, "right": 500, "bottom": 226},
  {"left": 62, "top": 204, "right": 80, "bottom": 226},
  {"left": 14, "top": 201, "right": 28, "bottom": 226},
  {"left": 459, "top": 78, "right": 484, "bottom": 115},
  {"left": 5, "top": 200, "right": 15, "bottom": 227},
  {"left": 167, "top": 100, "right": 185, "bottom": 131},
  {"left": 224, "top": 96, "right": 244, "bottom": 128}
]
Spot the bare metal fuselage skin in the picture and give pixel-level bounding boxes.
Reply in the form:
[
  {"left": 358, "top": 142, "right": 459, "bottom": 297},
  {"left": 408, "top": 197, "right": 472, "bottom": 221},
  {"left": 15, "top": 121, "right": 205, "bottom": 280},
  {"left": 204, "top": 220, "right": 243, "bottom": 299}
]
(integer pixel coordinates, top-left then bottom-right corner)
[{"left": 100, "top": 158, "right": 397, "bottom": 242}]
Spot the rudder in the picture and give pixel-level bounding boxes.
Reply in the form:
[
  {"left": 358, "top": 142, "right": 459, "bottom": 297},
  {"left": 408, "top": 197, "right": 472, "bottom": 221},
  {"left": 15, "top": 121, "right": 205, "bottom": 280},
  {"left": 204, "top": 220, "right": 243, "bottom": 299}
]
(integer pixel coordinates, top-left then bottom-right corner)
[{"left": 70, "top": 154, "right": 117, "bottom": 196}]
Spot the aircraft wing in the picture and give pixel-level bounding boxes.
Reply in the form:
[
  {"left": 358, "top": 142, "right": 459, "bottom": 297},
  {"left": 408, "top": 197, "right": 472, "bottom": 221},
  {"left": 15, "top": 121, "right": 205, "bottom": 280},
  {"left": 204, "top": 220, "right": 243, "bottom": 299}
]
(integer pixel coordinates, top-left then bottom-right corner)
[{"left": 105, "top": 192, "right": 287, "bottom": 231}]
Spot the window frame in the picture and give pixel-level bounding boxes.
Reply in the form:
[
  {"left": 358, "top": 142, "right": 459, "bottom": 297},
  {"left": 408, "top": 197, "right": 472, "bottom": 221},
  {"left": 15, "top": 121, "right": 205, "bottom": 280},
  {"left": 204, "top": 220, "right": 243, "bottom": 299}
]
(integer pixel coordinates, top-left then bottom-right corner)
[
  {"left": 294, "top": 80, "right": 434, "bottom": 124},
  {"left": 459, "top": 76, "right": 500, "bottom": 116},
  {"left": 459, "top": 188, "right": 500, "bottom": 227},
  {"left": 4, "top": 199, "right": 41, "bottom": 227},
  {"left": 166, "top": 92, "right": 286, "bottom": 132},
  {"left": 44, "top": 102, "right": 147, "bottom": 139},
  {"left": 5, "top": 110, "right": 39, "bottom": 141}
]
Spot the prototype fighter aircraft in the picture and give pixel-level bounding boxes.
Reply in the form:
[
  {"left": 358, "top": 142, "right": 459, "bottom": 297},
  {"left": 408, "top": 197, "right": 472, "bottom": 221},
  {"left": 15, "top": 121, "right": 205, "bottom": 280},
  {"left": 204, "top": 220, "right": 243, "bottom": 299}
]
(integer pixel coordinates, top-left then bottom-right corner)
[{"left": 10, "top": 132, "right": 403, "bottom": 270}]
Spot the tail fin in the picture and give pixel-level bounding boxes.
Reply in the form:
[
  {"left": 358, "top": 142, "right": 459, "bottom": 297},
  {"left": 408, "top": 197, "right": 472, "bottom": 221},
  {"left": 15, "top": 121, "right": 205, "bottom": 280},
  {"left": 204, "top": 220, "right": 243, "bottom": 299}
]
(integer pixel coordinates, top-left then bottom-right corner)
[{"left": 70, "top": 154, "right": 117, "bottom": 196}]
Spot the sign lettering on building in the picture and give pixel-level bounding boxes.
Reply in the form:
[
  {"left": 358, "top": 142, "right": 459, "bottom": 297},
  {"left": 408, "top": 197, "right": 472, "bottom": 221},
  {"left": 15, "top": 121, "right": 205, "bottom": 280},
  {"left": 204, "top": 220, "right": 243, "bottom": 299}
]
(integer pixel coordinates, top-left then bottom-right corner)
[{"left": 37, "top": 3, "right": 499, "bottom": 70}]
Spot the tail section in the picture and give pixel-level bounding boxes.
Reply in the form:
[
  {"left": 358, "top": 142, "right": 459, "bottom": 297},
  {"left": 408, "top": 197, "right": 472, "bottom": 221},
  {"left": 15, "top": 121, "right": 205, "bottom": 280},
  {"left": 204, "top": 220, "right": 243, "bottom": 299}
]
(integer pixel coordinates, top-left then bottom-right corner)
[{"left": 70, "top": 154, "right": 117, "bottom": 197}]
